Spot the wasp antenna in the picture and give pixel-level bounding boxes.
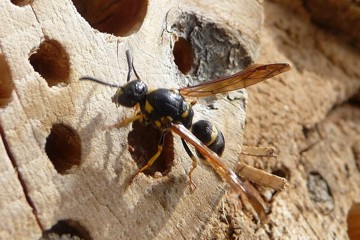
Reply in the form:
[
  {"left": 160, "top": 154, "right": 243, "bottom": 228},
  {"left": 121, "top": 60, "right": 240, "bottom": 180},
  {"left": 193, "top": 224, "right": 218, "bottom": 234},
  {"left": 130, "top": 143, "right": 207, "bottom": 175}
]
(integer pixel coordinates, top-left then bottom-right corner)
[
  {"left": 125, "top": 50, "right": 141, "bottom": 81},
  {"left": 132, "top": 61, "right": 140, "bottom": 80},
  {"left": 79, "top": 76, "right": 122, "bottom": 88},
  {"left": 125, "top": 50, "right": 133, "bottom": 82}
]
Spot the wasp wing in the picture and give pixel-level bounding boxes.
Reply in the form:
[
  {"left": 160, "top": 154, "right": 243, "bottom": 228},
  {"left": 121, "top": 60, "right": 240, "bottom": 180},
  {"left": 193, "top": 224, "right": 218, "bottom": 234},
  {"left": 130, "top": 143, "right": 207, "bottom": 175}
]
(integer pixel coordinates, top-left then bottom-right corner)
[
  {"left": 171, "top": 123, "right": 267, "bottom": 222},
  {"left": 179, "top": 63, "right": 290, "bottom": 97}
]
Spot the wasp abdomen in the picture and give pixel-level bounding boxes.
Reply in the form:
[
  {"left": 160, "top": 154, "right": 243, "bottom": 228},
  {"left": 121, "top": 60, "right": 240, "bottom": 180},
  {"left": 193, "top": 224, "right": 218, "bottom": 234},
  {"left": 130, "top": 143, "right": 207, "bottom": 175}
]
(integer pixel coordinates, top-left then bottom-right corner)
[
  {"left": 141, "top": 89, "right": 194, "bottom": 129},
  {"left": 191, "top": 120, "right": 225, "bottom": 158}
]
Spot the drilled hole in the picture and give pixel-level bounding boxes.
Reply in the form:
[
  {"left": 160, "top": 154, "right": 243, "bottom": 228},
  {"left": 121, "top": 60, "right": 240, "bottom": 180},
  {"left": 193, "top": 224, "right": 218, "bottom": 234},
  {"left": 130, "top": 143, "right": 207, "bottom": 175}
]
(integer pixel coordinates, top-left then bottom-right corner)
[
  {"left": 0, "top": 54, "right": 14, "bottom": 108},
  {"left": 128, "top": 121, "right": 174, "bottom": 177},
  {"left": 348, "top": 202, "right": 360, "bottom": 240},
  {"left": 272, "top": 166, "right": 290, "bottom": 180},
  {"left": 173, "top": 37, "right": 194, "bottom": 75},
  {"left": 29, "top": 39, "right": 70, "bottom": 87},
  {"left": 72, "top": 0, "right": 148, "bottom": 37},
  {"left": 307, "top": 171, "right": 334, "bottom": 214},
  {"left": 41, "top": 219, "right": 92, "bottom": 240},
  {"left": 45, "top": 124, "right": 82, "bottom": 174},
  {"left": 171, "top": 12, "right": 252, "bottom": 81},
  {"left": 10, "top": 0, "right": 32, "bottom": 6}
]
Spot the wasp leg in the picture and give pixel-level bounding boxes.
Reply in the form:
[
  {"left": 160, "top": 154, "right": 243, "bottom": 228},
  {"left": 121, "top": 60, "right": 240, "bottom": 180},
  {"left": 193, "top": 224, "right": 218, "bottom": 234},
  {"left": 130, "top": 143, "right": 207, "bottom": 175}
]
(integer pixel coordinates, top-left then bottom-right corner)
[
  {"left": 125, "top": 50, "right": 133, "bottom": 82},
  {"left": 131, "top": 130, "right": 167, "bottom": 181},
  {"left": 112, "top": 104, "right": 141, "bottom": 129},
  {"left": 133, "top": 104, "right": 141, "bottom": 116},
  {"left": 181, "top": 138, "right": 197, "bottom": 191},
  {"left": 112, "top": 114, "right": 143, "bottom": 129}
]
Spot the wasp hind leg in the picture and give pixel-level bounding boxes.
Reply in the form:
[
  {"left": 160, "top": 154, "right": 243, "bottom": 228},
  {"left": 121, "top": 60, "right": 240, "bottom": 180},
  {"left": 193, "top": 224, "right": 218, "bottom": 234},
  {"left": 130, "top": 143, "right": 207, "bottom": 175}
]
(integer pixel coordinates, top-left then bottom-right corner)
[
  {"left": 131, "top": 130, "right": 167, "bottom": 182},
  {"left": 181, "top": 138, "right": 198, "bottom": 191}
]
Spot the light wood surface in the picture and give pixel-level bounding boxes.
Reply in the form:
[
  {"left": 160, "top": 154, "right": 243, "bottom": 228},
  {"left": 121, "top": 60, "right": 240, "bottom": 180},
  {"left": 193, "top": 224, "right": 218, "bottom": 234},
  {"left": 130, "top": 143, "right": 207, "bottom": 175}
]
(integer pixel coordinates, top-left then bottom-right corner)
[{"left": 0, "top": 0, "right": 263, "bottom": 239}]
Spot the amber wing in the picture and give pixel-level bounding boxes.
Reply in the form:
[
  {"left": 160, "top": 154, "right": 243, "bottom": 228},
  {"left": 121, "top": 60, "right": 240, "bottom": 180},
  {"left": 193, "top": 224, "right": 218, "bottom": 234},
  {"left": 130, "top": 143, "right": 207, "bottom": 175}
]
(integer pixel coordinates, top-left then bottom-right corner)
[
  {"left": 179, "top": 63, "right": 290, "bottom": 97},
  {"left": 171, "top": 123, "right": 267, "bottom": 222}
]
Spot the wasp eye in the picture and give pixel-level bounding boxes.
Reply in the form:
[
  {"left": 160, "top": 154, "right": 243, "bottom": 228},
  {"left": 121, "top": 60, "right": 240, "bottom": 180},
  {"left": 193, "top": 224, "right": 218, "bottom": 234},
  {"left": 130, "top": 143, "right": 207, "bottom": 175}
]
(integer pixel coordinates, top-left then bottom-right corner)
[{"left": 113, "top": 80, "right": 148, "bottom": 107}]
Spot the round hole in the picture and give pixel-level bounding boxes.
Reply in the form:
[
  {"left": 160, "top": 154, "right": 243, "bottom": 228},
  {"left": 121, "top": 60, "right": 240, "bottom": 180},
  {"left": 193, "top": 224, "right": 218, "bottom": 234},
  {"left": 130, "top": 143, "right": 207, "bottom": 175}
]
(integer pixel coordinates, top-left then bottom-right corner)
[
  {"left": 45, "top": 124, "right": 82, "bottom": 174},
  {"left": 307, "top": 171, "right": 334, "bottom": 214},
  {"left": 127, "top": 121, "right": 174, "bottom": 177},
  {"left": 29, "top": 39, "right": 70, "bottom": 87},
  {"left": 272, "top": 166, "right": 290, "bottom": 180},
  {"left": 347, "top": 202, "right": 360, "bottom": 240},
  {"left": 0, "top": 54, "right": 14, "bottom": 108},
  {"left": 10, "top": 0, "right": 32, "bottom": 6},
  {"left": 41, "top": 219, "right": 92, "bottom": 240},
  {"left": 72, "top": 0, "right": 148, "bottom": 37},
  {"left": 173, "top": 37, "right": 194, "bottom": 75},
  {"left": 171, "top": 12, "right": 252, "bottom": 81}
]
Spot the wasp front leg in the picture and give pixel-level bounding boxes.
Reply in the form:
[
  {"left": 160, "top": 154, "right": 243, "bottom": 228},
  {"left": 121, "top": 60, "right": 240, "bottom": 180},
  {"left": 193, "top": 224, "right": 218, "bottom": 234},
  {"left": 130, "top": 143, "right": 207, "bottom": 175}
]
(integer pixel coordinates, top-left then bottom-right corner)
[
  {"left": 110, "top": 104, "right": 143, "bottom": 129},
  {"left": 112, "top": 113, "right": 143, "bottom": 129},
  {"left": 133, "top": 104, "right": 141, "bottom": 116}
]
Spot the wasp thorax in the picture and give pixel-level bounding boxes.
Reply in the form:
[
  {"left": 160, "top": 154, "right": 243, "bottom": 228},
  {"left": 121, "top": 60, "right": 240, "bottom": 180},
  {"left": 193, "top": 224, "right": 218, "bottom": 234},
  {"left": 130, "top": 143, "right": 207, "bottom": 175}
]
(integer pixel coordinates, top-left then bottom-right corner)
[{"left": 112, "top": 80, "right": 148, "bottom": 107}]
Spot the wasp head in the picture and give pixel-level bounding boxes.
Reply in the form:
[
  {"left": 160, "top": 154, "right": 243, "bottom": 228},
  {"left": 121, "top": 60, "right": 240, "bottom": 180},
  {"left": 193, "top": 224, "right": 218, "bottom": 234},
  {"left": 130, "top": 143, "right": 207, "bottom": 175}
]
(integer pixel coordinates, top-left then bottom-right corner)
[{"left": 112, "top": 80, "right": 148, "bottom": 107}]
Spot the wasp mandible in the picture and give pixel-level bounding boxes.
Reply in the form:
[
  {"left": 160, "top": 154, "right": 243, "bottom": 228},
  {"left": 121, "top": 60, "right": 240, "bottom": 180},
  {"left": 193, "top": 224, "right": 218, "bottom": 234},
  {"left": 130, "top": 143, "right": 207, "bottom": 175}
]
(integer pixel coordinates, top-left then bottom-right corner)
[{"left": 80, "top": 50, "right": 290, "bottom": 221}]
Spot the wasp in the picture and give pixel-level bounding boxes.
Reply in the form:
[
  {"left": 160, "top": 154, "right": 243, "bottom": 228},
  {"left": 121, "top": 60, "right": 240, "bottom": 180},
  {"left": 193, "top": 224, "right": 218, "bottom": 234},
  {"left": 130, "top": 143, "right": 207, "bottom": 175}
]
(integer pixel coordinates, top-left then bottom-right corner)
[{"left": 80, "top": 50, "right": 290, "bottom": 221}]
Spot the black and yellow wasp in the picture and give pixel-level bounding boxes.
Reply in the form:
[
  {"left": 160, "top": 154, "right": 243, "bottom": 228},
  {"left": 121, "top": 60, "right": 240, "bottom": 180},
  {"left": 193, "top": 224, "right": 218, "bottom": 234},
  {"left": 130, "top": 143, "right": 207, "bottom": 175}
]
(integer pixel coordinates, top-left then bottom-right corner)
[{"left": 80, "top": 50, "right": 290, "bottom": 221}]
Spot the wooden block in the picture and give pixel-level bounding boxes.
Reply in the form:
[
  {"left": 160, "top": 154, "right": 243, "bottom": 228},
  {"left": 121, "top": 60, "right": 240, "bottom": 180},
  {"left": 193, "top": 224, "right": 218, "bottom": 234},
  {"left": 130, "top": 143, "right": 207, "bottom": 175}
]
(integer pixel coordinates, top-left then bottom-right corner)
[{"left": 0, "top": 0, "right": 265, "bottom": 239}]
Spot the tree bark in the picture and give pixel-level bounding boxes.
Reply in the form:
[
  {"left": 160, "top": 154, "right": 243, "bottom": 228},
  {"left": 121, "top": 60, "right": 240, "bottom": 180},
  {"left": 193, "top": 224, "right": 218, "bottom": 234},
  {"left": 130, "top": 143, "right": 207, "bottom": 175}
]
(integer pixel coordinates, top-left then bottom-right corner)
[{"left": 203, "top": 1, "right": 360, "bottom": 239}]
